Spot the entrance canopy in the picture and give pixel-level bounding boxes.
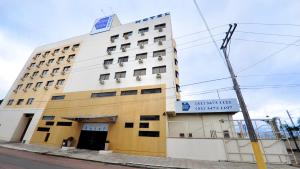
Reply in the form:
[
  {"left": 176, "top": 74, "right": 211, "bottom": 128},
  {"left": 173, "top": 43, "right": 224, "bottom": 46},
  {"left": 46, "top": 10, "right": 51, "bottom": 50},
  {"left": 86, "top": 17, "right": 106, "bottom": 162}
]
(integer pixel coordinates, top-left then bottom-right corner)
[{"left": 62, "top": 115, "right": 117, "bottom": 123}]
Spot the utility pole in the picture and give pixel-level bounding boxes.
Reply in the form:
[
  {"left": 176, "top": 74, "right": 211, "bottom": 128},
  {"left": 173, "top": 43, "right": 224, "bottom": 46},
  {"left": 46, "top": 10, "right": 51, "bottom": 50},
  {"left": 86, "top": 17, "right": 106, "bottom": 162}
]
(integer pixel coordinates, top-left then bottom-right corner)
[
  {"left": 220, "top": 24, "right": 267, "bottom": 169},
  {"left": 287, "top": 110, "right": 296, "bottom": 128},
  {"left": 286, "top": 110, "right": 300, "bottom": 150}
]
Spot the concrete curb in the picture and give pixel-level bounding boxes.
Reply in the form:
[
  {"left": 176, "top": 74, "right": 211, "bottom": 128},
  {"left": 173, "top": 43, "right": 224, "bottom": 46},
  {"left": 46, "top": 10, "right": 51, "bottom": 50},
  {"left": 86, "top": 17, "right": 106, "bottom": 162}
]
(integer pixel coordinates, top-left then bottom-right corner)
[{"left": 0, "top": 145, "right": 188, "bottom": 169}]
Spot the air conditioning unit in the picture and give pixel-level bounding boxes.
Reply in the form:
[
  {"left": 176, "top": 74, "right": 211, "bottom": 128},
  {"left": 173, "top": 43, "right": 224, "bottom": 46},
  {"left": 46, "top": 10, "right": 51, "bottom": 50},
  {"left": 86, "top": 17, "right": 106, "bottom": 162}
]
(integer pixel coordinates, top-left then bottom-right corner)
[
  {"left": 40, "top": 74, "right": 44, "bottom": 78},
  {"left": 33, "top": 56, "right": 37, "bottom": 60},
  {"left": 30, "top": 76, "right": 34, "bottom": 79},
  {"left": 50, "top": 72, "right": 55, "bottom": 76},
  {"left": 13, "top": 89, "right": 17, "bottom": 93},
  {"left": 158, "top": 40, "right": 163, "bottom": 46},
  {"left": 136, "top": 76, "right": 141, "bottom": 81},
  {"left": 61, "top": 71, "right": 66, "bottom": 75},
  {"left": 110, "top": 38, "right": 115, "bottom": 43},
  {"left": 99, "top": 80, "right": 105, "bottom": 85},
  {"left": 124, "top": 35, "right": 128, "bottom": 39},
  {"left": 56, "top": 60, "right": 60, "bottom": 64},
  {"left": 61, "top": 50, "right": 65, "bottom": 53},
  {"left": 116, "top": 78, "right": 121, "bottom": 83},
  {"left": 107, "top": 50, "right": 111, "bottom": 55},
  {"left": 36, "top": 65, "right": 40, "bottom": 68},
  {"left": 141, "top": 32, "right": 145, "bottom": 36},
  {"left": 119, "top": 62, "right": 123, "bottom": 67},
  {"left": 27, "top": 67, "right": 31, "bottom": 70},
  {"left": 139, "top": 44, "right": 144, "bottom": 49},
  {"left": 103, "top": 64, "right": 108, "bottom": 69},
  {"left": 156, "top": 73, "right": 161, "bottom": 79},
  {"left": 71, "top": 47, "right": 75, "bottom": 51},
  {"left": 55, "top": 85, "right": 60, "bottom": 89},
  {"left": 33, "top": 87, "right": 37, "bottom": 91},
  {"left": 42, "top": 54, "right": 46, "bottom": 58},
  {"left": 67, "top": 58, "right": 71, "bottom": 62},
  {"left": 158, "top": 56, "right": 163, "bottom": 61},
  {"left": 51, "top": 52, "right": 55, "bottom": 56},
  {"left": 121, "top": 47, "right": 126, "bottom": 52},
  {"left": 158, "top": 27, "right": 163, "bottom": 32},
  {"left": 138, "top": 59, "right": 143, "bottom": 64},
  {"left": 23, "top": 88, "right": 27, "bottom": 92},
  {"left": 46, "top": 62, "right": 50, "bottom": 66},
  {"left": 44, "top": 86, "right": 49, "bottom": 90}
]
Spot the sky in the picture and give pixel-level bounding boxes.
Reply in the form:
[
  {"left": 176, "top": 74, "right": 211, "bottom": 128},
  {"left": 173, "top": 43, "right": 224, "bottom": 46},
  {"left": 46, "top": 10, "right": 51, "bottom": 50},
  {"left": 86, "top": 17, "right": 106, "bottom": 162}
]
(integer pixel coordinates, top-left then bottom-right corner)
[{"left": 0, "top": 0, "right": 300, "bottom": 124}]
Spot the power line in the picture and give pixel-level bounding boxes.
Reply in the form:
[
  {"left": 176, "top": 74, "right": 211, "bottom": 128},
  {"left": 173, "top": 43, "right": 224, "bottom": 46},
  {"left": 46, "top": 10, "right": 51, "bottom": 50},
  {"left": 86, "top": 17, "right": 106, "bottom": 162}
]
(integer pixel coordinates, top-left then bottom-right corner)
[
  {"left": 236, "top": 30, "right": 300, "bottom": 38},
  {"left": 238, "top": 72, "right": 300, "bottom": 78},
  {"left": 174, "top": 25, "right": 227, "bottom": 39},
  {"left": 237, "top": 22, "right": 300, "bottom": 27},
  {"left": 237, "top": 38, "right": 300, "bottom": 73},
  {"left": 232, "top": 38, "right": 300, "bottom": 46},
  {"left": 193, "top": 0, "right": 227, "bottom": 67}
]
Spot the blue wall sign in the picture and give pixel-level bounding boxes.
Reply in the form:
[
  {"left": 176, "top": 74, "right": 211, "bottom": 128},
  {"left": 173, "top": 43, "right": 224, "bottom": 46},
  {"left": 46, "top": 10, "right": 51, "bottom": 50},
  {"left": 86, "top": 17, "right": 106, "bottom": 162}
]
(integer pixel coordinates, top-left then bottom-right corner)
[
  {"left": 182, "top": 102, "right": 191, "bottom": 111},
  {"left": 90, "top": 15, "right": 113, "bottom": 35}
]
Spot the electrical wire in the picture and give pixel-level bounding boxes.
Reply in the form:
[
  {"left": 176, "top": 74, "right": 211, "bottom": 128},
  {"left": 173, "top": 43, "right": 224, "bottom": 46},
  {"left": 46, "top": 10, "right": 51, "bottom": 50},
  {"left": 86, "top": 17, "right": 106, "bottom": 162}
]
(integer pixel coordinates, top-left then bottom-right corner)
[
  {"left": 236, "top": 22, "right": 300, "bottom": 27},
  {"left": 232, "top": 38, "right": 300, "bottom": 46},
  {"left": 236, "top": 30, "right": 300, "bottom": 38}
]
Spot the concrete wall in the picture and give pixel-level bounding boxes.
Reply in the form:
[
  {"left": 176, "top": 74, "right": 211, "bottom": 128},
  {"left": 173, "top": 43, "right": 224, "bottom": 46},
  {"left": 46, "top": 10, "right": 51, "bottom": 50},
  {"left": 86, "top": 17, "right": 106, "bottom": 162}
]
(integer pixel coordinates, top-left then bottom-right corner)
[
  {"left": 0, "top": 108, "right": 43, "bottom": 142},
  {"left": 167, "top": 138, "right": 290, "bottom": 164}
]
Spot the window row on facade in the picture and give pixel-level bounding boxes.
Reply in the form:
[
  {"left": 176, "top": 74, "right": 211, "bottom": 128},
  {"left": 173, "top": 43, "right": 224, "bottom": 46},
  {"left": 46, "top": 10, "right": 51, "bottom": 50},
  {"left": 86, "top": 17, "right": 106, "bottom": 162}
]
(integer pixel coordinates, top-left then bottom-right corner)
[
  {"left": 110, "top": 23, "right": 166, "bottom": 43},
  {"left": 107, "top": 35, "right": 167, "bottom": 54},
  {"left": 28, "top": 54, "right": 75, "bottom": 71},
  {"left": 13, "top": 78, "right": 66, "bottom": 94},
  {"left": 33, "top": 44, "right": 80, "bottom": 61},
  {"left": 21, "top": 66, "right": 71, "bottom": 82}
]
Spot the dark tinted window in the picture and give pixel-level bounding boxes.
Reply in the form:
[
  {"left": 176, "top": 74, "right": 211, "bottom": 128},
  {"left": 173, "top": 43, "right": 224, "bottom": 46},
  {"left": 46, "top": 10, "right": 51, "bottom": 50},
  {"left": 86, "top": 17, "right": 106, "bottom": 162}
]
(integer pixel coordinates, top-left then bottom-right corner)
[
  {"left": 57, "top": 122, "right": 72, "bottom": 126},
  {"left": 141, "top": 88, "right": 161, "bottom": 94},
  {"left": 45, "top": 121, "right": 54, "bottom": 126},
  {"left": 37, "top": 127, "right": 50, "bottom": 132},
  {"left": 121, "top": 90, "right": 138, "bottom": 96},
  {"left": 125, "top": 122, "right": 134, "bottom": 128},
  {"left": 91, "top": 92, "right": 116, "bottom": 98},
  {"left": 140, "top": 115, "right": 160, "bottom": 121},
  {"left": 42, "top": 116, "right": 55, "bottom": 120},
  {"left": 139, "top": 123, "right": 149, "bottom": 128},
  {"left": 139, "top": 131, "right": 160, "bottom": 137},
  {"left": 51, "top": 95, "right": 65, "bottom": 100}
]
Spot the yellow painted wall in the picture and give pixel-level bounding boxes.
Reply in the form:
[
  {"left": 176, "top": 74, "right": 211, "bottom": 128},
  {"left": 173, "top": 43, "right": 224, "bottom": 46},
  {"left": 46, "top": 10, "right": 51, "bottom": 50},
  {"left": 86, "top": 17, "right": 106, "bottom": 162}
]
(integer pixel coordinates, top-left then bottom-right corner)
[{"left": 30, "top": 84, "right": 167, "bottom": 156}]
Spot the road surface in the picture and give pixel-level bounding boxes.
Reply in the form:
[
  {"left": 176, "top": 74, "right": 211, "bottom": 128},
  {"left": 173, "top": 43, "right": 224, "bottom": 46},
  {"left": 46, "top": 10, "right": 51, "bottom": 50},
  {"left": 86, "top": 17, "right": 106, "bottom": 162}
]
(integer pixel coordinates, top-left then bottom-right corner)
[{"left": 0, "top": 147, "right": 137, "bottom": 169}]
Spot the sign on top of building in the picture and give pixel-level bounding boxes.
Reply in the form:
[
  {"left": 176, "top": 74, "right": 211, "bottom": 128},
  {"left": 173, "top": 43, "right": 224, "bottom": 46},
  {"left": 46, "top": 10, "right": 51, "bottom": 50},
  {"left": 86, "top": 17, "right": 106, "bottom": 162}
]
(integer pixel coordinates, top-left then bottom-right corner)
[
  {"left": 176, "top": 98, "right": 240, "bottom": 114},
  {"left": 90, "top": 15, "right": 114, "bottom": 35},
  {"left": 134, "top": 12, "right": 170, "bottom": 24}
]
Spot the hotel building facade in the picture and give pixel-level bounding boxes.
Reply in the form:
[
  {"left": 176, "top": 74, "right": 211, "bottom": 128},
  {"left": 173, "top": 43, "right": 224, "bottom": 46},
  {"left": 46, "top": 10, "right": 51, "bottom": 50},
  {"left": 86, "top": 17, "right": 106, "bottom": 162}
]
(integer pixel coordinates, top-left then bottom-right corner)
[{"left": 0, "top": 13, "right": 179, "bottom": 156}]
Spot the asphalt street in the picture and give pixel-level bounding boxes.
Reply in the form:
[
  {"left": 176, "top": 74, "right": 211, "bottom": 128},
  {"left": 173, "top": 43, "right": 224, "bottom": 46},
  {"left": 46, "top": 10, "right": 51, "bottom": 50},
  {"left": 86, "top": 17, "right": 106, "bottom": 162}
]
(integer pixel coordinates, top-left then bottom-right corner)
[{"left": 0, "top": 147, "right": 138, "bottom": 169}]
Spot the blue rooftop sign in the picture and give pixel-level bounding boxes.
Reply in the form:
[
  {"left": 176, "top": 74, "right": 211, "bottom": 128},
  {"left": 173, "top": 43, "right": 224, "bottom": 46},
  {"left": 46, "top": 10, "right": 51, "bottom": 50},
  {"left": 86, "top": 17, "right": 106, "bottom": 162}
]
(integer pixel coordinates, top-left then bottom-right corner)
[{"left": 90, "top": 15, "right": 113, "bottom": 35}]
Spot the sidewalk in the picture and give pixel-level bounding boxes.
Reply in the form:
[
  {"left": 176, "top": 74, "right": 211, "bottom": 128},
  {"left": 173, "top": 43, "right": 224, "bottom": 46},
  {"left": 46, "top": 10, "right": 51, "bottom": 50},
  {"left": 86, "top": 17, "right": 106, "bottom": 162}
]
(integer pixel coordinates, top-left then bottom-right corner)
[{"left": 0, "top": 143, "right": 298, "bottom": 169}]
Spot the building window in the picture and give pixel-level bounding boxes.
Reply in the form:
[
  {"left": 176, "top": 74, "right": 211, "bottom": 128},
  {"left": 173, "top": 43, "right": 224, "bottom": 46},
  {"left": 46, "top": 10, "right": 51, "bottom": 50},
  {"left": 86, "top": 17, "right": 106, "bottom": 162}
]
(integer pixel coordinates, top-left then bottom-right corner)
[
  {"left": 45, "top": 121, "right": 54, "bottom": 126},
  {"left": 7, "top": 99, "right": 14, "bottom": 105},
  {"left": 115, "top": 71, "right": 126, "bottom": 79},
  {"left": 16, "top": 84, "right": 23, "bottom": 90},
  {"left": 26, "top": 83, "right": 33, "bottom": 89},
  {"left": 175, "top": 58, "right": 178, "bottom": 65},
  {"left": 174, "top": 48, "right": 177, "bottom": 54},
  {"left": 125, "top": 122, "right": 134, "bottom": 128},
  {"left": 23, "top": 73, "right": 29, "bottom": 78},
  {"left": 51, "top": 95, "right": 65, "bottom": 100},
  {"left": 44, "top": 133, "right": 50, "bottom": 142},
  {"left": 110, "top": 35, "right": 119, "bottom": 42},
  {"left": 46, "top": 80, "right": 54, "bottom": 86},
  {"left": 140, "top": 115, "right": 160, "bottom": 121},
  {"left": 139, "top": 131, "right": 160, "bottom": 137},
  {"left": 72, "top": 44, "right": 80, "bottom": 50},
  {"left": 32, "top": 71, "right": 39, "bottom": 77},
  {"left": 123, "top": 31, "right": 133, "bottom": 39},
  {"left": 41, "top": 70, "right": 49, "bottom": 76},
  {"left": 35, "top": 82, "right": 43, "bottom": 88},
  {"left": 91, "top": 92, "right": 116, "bottom": 98},
  {"left": 52, "top": 68, "right": 59, "bottom": 74},
  {"left": 107, "top": 46, "right": 116, "bottom": 52},
  {"left": 38, "top": 61, "right": 45, "bottom": 66},
  {"left": 30, "top": 63, "right": 36, "bottom": 67},
  {"left": 56, "top": 79, "right": 65, "bottom": 85},
  {"left": 118, "top": 56, "right": 129, "bottom": 63},
  {"left": 138, "top": 27, "right": 149, "bottom": 35},
  {"left": 54, "top": 49, "right": 60, "bottom": 53},
  {"left": 99, "top": 74, "right": 110, "bottom": 80},
  {"left": 120, "top": 43, "right": 131, "bottom": 50},
  {"left": 175, "top": 70, "right": 179, "bottom": 78},
  {"left": 152, "top": 66, "right": 166, "bottom": 74},
  {"left": 26, "top": 98, "right": 34, "bottom": 105},
  {"left": 58, "top": 56, "right": 65, "bottom": 62},
  {"left": 42, "top": 116, "right": 55, "bottom": 120},
  {"left": 63, "top": 46, "right": 70, "bottom": 51},
  {"left": 134, "top": 68, "right": 146, "bottom": 76},
  {"left": 45, "top": 51, "right": 51, "bottom": 56},
  {"left": 63, "top": 66, "right": 71, "bottom": 72},
  {"left": 141, "top": 88, "right": 162, "bottom": 94},
  {"left": 153, "top": 49, "right": 166, "bottom": 57},
  {"left": 136, "top": 53, "right": 147, "bottom": 60},
  {"left": 121, "top": 90, "right": 137, "bottom": 96},
  {"left": 37, "top": 127, "right": 50, "bottom": 132},
  {"left": 154, "top": 23, "right": 166, "bottom": 30},
  {"left": 137, "top": 39, "right": 148, "bottom": 46},
  {"left": 68, "top": 54, "right": 75, "bottom": 61},
  {"left": 104, "top": 59, "right": 113, "bottom": 65},
  {"left": 139, "top": 123, "right": 149, "bottom": 128},
  {"left": 48, "top": 59, "right": 54, "bottom": 64},
  {"left": 154, "top": 36, "right": 166, "bottom": 43},
  {"left": 16, "top": 99, "right": 24, "bottom": 105},
  {"left": 176, "top": 84, "right": 180, "bottom": 92},
  {"left": 57, "top": 122, "right": 72, "bottom": 126}
]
